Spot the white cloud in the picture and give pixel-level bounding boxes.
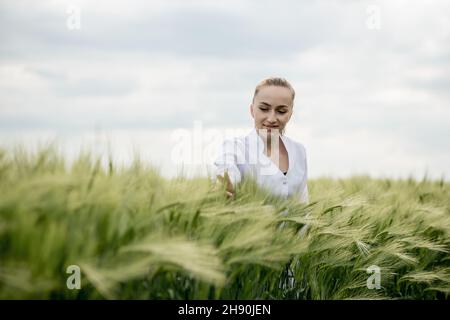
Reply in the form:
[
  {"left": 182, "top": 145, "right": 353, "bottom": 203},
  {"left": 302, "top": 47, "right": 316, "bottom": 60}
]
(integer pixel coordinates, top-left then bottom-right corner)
[{"left": 0, "top": 0, "right": 449, "bottom": 180}]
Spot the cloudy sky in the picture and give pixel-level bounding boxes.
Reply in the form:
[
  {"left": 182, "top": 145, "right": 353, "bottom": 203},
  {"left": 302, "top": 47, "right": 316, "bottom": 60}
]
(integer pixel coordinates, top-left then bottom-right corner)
[{"left": 1, "top": 0, "right": 449, "bottom": 180}]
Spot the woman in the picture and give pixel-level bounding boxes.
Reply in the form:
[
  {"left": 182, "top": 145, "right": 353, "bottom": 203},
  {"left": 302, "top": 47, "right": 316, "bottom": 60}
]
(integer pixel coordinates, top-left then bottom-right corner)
[{"left": 214, "top": 77, "right": 309, "bottom": 204}]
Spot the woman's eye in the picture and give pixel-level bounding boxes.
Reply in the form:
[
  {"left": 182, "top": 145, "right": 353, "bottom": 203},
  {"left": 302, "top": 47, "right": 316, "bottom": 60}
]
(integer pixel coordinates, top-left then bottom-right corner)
[
  {"left": 278, "top": 111, "right": 287, "bottom": 114},
  {"left": 259, "top": 108, "right": 268, "bottom": 111}
]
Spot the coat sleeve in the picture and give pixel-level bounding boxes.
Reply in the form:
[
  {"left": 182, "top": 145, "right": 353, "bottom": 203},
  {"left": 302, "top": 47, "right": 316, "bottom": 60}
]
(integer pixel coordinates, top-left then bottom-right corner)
[
  {"left": 213, "top": 138, "right": 244, "bottom": 188},
  {"left": 299, "top": 183, "right": 309, "bottom": 204},
  {"left": 298, "top": 143, "right": 309, "bottom": 204}
]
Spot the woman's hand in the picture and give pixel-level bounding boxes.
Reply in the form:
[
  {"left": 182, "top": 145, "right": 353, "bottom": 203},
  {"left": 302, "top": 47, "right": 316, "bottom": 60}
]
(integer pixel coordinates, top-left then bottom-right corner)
[{"left": 216, "top": 171, "right": 235, "bottom": 199}]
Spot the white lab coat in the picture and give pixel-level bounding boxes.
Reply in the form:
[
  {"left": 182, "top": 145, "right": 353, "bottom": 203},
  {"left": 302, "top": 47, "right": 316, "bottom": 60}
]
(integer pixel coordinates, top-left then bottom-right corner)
[{"left": 213, "top": 127, "right": 309, "bottom": 204}]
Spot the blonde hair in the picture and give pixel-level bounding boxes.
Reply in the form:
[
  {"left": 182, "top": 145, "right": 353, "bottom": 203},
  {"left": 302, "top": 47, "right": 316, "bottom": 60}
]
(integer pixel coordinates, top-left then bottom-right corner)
[{"left": 252, "top": 77, "right": 295, "bottom": 103}]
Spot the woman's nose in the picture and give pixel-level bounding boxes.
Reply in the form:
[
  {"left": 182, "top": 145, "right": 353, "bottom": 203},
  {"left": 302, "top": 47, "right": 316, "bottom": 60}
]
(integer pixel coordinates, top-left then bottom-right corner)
[{"left": 267, "top": 111, "right": 277, "bottom": 123}]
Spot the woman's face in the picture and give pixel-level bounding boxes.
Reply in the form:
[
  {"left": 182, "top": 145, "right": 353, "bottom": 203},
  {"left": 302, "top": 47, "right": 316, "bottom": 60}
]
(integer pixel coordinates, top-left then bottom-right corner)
[{"left": 250, "top": 85, "right": 294, "bottom": 135}]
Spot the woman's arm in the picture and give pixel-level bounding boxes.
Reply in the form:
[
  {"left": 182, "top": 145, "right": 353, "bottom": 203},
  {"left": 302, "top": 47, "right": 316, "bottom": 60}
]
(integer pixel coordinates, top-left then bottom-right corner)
[
  {"left": 213, "top": 138, "right": 244, "bottom": 199},
  {"left": 216, "top": 171, "right": 235, "bottom": 198}
]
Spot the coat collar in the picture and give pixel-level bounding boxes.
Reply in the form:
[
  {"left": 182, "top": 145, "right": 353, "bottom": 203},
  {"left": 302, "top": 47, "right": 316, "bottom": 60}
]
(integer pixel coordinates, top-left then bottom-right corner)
[
  {"left": 247, "top": 127, "right": 290, "bottom": 154},
  {"left": 246, "top": 127, "right": 292, "bottom": 175}
]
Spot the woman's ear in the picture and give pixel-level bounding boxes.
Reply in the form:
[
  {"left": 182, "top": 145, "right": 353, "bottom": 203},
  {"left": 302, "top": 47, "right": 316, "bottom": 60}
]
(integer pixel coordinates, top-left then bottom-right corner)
[{"left": 250, "top": 104, "right": 254, "bottom": 119}]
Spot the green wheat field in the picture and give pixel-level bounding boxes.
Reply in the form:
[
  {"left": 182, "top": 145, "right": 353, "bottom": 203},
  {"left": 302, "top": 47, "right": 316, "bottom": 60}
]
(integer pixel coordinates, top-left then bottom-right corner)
[{"left": 0, "top": 146, "right": 449, "bottom": 300}]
